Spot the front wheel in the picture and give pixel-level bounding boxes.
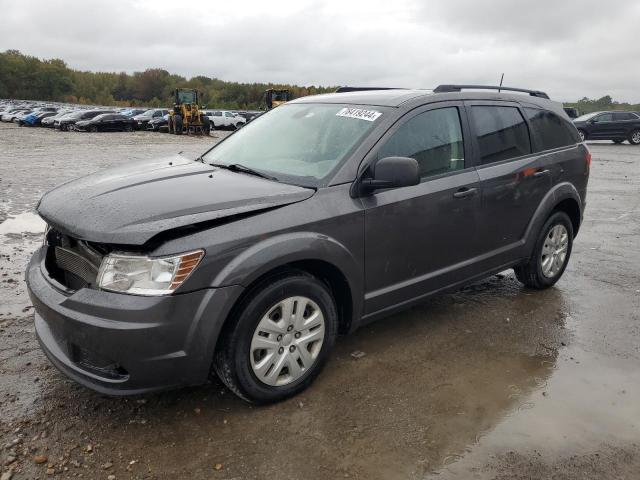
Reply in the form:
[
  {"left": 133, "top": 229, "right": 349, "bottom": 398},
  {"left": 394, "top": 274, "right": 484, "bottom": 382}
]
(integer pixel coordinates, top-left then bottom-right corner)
[
  {"left": 577, "top": 129, "right": 586, "bottom": 142},
  {"left": 629, "top": 129, "right": 640, "bottom": 145},
  {"left": 612, "top": 139, "right": 624, "bottom": 144},
  {"left": 214, "top": 272, "right": 338, "bottom": 404},
  {"left": 515, "top": 211, "right": 573, "bottom": 289},
  {"left": 125, "top": 124, "right": 133, "bottom": 132},
  {"left": 90, "top": 125, "right": 98, "bottom": 132},
  {"left": 173, "top": 114, "right": 183, "bottom": 135}
]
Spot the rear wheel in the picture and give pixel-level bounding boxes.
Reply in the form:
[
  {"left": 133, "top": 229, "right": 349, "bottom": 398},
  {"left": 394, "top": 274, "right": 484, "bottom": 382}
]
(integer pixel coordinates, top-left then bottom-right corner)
[
  {"left": 629, "top": 129, "right": 640, "bottom": 145},
  {"left": 515, "top": 211, "right": 573, "bottom": 289},
  {"left": 125, "top": 124, "right": 133, "bottom": 132},
  {"left": 214, "top": 271, "right": 338, "bottom": 403},
  {"left": 612, "top": 139, "right": 624, "bottom": 144},
  {"left": 90, "top": 125, "right": 98, "bottom": 133}
]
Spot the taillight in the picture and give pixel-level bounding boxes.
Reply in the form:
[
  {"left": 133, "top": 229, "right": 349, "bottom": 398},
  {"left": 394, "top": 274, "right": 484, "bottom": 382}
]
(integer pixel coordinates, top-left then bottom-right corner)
[{"left": 585, "top": 148, "right": 592, "bottom": 171}]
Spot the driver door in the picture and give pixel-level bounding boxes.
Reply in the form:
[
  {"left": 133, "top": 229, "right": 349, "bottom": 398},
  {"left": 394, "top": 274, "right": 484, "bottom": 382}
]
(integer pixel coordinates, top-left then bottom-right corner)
[{"left": 361, "top": 103, "right": 482, "bottom": 315}]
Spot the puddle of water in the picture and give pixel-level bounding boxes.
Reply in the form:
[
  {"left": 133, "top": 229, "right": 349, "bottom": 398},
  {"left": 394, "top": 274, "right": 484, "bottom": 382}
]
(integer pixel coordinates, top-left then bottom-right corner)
[{"left": 0, "top": 211, "right": 46, "bottom": 235}]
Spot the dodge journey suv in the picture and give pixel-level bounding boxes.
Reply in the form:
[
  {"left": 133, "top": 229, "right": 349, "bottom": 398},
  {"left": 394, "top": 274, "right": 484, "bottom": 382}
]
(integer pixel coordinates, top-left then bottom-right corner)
[{"left": 27, "top": 85, "right": 590, "bottom": 403}]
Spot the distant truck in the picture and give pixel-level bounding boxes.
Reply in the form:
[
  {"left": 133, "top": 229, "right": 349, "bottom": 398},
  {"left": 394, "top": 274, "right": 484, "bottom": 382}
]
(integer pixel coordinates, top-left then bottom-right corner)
[
  {"left": 203, "top": 110, "right": 246, "bottom": 130},
  {"left": 563, "top": 107, "right": 579, "bottom": 119}
]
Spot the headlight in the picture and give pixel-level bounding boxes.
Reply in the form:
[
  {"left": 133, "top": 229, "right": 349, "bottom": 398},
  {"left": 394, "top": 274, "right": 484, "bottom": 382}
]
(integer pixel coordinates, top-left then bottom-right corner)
[{"left": 97, "top": 250, "right": 204, "bottom": 296}]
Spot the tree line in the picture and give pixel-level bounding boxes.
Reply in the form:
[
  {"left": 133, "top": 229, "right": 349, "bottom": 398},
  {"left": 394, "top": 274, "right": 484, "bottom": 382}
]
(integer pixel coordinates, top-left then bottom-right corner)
[
  {"left": 563, "top": 95, "right": 640, "bottom": 115},
  {"left": 2, "top": 50, "right": 639, "bottom": 112},
  {"left": 0, "top": 50, "right": 335, "bottom": 109}
]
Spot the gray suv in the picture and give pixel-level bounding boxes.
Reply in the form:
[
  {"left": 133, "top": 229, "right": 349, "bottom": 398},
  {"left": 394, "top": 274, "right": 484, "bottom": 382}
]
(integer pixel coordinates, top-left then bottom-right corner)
[{"left": 26, "top": 85, "right": 590, "bottom": 403}]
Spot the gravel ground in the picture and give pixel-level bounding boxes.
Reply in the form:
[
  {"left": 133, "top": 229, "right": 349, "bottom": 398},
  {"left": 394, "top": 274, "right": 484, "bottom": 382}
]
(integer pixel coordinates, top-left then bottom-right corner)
[{"left": 0, "top": 123, "right": 639, "bottom": 479}]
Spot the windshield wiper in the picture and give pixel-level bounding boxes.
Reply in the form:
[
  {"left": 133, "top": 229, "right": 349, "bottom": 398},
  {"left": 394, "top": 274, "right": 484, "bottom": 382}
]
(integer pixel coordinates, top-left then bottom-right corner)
[{"left": 209, "top": 162, "right": 278, "bottom": 181}]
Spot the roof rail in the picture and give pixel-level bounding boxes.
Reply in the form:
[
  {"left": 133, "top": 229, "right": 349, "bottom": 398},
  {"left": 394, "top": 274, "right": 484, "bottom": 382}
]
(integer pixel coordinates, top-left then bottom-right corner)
[
  {"left": 335, "top": 86, "right": 402, "bottom": 93},
  {"left": 433, "top": 84, "right": 550, "bottom": 99}
]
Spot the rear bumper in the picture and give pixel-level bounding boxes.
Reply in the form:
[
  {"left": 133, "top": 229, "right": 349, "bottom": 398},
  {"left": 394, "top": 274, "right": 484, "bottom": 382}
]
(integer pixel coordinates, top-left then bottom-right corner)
[{"left": 26, "top": 247, "right": 243, "bottom": 395}]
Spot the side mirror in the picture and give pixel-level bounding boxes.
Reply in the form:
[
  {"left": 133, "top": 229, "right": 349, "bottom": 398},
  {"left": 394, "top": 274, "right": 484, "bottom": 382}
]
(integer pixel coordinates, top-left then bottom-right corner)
[{"left": 360, "top": 156, "right": 420, "bottom": 194}]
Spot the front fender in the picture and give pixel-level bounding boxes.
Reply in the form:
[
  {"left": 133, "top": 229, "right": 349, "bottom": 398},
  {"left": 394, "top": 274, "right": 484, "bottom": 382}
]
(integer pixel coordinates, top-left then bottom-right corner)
[
  {"left": 211, "top": 231, "right": 364, "bottom": 327},
  {"left": 523, "top": 181, "right": 583, "bottom": 257}
]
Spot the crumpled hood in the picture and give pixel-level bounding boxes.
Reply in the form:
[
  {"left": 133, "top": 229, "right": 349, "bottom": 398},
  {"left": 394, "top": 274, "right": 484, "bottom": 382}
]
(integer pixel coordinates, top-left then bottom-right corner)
[{"left": 38, "top": 156, "right": 314, "bottom": 245}]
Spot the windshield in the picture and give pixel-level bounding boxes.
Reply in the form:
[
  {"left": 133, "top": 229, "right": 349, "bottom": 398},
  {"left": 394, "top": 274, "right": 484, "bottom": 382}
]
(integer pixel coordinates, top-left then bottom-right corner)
[
  {"left": 202, "top": 103, "right": 386, "bottom": 185},
  {"left": 574, "top": 112, "right": 600, "bottom": 122}
]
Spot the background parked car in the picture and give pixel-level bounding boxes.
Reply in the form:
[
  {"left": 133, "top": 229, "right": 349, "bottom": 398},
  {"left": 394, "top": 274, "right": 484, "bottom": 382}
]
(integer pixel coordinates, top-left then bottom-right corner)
[
  {"left": 133, "top": 109, "right": 168, "bottom": 130},
  {"left": 74, "top": 113, "right": 136, "bottom": 132},
  {"left": 57, "top": 109, "right": 114, "bottom": 131},
  {"left": 204, "top": 110, "right": 246, "bottom": 129},
  {"left": 146, "top": 113, "right": 169, "bottom": 132},
  {"left": 120, "top": 108, "right": 147, "bottom": 117},
  {"left": 573, "top": 111, "right": 640, "bottom": 144},
  {"left": 236, "top": 110, "right": 263, "bottom": 123},
  {"left": 22, "top": 110, "right": 59, "bottom": 126},
  {"left": 41, "top": 109, "right": 75, "bottom": 127},
  {"left": 2, "top": 108, "right": 31, "bottom": 122}
]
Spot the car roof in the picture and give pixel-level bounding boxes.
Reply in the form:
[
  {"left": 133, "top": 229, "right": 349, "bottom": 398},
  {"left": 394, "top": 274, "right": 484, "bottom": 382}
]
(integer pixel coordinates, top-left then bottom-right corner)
[
  {"left": 291, "top": 88, "right": 560, "bottom": 111},
  {"left": 293, "top": 89, "right": 430, "bottom": 107}
]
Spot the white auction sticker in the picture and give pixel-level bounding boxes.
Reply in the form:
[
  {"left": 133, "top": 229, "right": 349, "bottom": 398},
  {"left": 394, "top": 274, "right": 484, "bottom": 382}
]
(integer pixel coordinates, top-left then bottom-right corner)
[{"left": 336, "top": 107, "right": 382, "bottom": 122}]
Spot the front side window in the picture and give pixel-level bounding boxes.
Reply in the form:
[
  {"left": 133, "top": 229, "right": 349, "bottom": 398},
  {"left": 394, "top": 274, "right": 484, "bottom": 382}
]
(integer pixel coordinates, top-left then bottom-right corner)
[
  {"left": 377, "top": 107, "right": 465, "bottom": 179},
  {"left": 202, "top": 103, "right": 386, "bottom": 185},
  {"left": 593, "top": 113, "right": 613, "bottom": 123},
  {"left": 524, "top": 108, "right": 578, "bottom": 151},
  {"left": 470, "top": 106, "right": 531, "bottom": 164}
]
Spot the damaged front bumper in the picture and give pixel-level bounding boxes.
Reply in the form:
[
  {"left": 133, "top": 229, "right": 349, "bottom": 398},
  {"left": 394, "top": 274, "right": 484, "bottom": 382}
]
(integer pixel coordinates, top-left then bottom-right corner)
[{"left": 26, "top": 246, "right": 242, "bottom": 395}]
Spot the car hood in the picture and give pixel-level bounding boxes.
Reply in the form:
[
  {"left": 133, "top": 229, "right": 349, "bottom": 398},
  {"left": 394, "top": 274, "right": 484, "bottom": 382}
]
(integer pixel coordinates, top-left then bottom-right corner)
[{"left": 37, "top": 155, "right": 315, "bottom": 245}]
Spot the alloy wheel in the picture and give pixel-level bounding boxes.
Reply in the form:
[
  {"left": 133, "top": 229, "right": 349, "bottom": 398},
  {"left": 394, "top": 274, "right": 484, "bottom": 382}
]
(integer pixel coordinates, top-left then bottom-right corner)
[
  {"left": 540, "top": 224, "right": 569, "bottom": 278},
  {"left": 250, "top": 296, "right": 325, "bottom": 387},
  {"left": 632, "top": 130, "right": 640, "bottom": 144}
]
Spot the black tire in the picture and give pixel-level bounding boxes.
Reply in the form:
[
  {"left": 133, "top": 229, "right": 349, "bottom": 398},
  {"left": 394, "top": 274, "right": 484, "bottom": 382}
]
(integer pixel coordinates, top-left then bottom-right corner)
[
  {"left": 90, "top": 125, "right": 98, "bottom": 133},
  {"left": 515, "top": 211, "right": 574, "bottom": 289},
  {"left": 202, "top": 116, "right": 211, "bottom": 135},
  {"left": 125, "top": 124, "right": 133, "bottom": 132},
  {"left": 168, "top": 117, "right": 174, "bottom": 134},
  {"left": 214, "top": 271, "right": 338, "bottom": 404},
  {"left": 612, "top": 139, "right": 624, "bottom": 144},
  {"left": 628, "top": 129, "right": 640, "bottom": 145},
  {"left": 174, "top": 114, "right": 183, "bottom": 135},
  {"left": 577, "top": 129, "right": 587, "bottom": 142}
]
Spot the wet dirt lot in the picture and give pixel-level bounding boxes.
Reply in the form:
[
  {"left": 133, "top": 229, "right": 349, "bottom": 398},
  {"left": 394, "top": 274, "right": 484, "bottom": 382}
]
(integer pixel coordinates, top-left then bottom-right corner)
[{"left": 1, "top": 122, "right": 639, "bottom": 479}]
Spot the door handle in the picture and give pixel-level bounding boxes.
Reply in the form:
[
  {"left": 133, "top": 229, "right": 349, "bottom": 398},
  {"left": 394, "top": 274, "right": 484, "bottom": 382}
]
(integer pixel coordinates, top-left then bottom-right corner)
[
  {"left": 533, "top": 169, "right": 550, "bottom": 178},
  {"left": 453, "top": 187, "right": 477, "bottom": 199}
]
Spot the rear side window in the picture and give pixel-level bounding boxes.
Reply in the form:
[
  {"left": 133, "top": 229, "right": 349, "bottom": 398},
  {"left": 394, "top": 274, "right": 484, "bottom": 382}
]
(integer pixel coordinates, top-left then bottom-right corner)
[
  {"left": 524, "top": 108, "right": 578, "bottom": 151},
  {"left": 613, "top": 112, "right": 638, "bottom": 121},
  {"left": 470, "top": 106, "right": 531, "bottom": 164},
  {"left": 377, "top": 107, "right": 465, "bottom": 179}
]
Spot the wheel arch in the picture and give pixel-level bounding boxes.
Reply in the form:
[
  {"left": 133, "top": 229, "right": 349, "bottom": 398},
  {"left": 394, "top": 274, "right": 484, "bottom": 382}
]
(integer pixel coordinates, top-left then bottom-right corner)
[
  {"left": 211, "top": 232, "right": 363, "bottom": 340},
  {"left": 523, "top": 182, "right": 583, "bottom": 256}
]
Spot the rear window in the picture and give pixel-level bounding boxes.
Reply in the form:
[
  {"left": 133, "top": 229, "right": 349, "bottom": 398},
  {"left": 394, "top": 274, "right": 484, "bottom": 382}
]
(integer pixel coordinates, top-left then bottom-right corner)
[
  {"left": 470, "top": 106, "right": 531, "bottom": 164},
  {"left": 524, "top": 108, "right": 579, "bottom": 151}
]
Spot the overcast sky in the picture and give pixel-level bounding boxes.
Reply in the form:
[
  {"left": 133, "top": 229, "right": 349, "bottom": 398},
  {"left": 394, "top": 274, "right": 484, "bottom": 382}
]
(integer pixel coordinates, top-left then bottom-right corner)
[{"left": 2, "top": 0, "right": 639, "bottom": 102}]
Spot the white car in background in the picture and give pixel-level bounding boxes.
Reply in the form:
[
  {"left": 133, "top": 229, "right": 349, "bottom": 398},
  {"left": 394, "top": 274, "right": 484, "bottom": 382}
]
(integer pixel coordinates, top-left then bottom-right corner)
[{"left": 203, "top": 110, "right": 246, "bottom": 130}]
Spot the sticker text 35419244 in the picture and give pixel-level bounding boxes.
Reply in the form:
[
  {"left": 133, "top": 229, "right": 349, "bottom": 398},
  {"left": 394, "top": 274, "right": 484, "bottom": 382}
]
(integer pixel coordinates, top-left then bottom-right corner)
[{"left": 335, "top": 107, "right": 382, "bottom": 122}]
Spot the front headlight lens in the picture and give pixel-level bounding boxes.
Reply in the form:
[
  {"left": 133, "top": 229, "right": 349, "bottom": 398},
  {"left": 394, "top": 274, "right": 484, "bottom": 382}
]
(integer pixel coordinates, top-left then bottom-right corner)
[{"left": 97, "top": 250, "right": 204, "bottom": 296}]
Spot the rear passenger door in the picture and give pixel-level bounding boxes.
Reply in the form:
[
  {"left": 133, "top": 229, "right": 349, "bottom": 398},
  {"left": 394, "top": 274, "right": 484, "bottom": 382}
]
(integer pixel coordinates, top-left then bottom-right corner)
[
  {"left": 362, "top": 102, "right": 482, "bottom": 314},
  {"left": 467, "top": 102, "right": 552, "bottom": 263}
]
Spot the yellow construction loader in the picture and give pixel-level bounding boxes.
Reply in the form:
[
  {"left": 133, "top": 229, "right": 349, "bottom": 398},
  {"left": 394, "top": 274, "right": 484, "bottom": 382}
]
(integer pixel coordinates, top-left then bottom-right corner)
[
  {"left": 168, "top": 88, "right": 210, "bottom": 135},
  {"left": 263, "top": 89, "right": 291, "bottom": 110}
]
